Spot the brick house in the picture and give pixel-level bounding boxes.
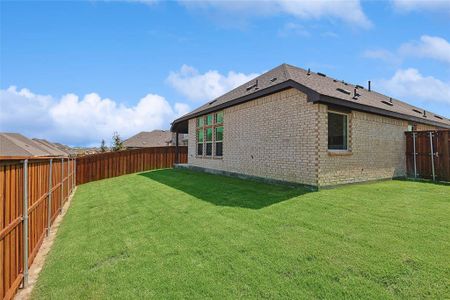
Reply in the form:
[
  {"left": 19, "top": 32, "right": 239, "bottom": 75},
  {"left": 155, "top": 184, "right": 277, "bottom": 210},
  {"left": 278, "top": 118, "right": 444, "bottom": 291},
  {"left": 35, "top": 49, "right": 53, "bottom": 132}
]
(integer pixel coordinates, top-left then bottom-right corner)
[
  {"left": 171, "top": 64, "right": 450, "bottom": 188},
  {"left": 123, "top": 130, "right": 187, "bottom": 149}
]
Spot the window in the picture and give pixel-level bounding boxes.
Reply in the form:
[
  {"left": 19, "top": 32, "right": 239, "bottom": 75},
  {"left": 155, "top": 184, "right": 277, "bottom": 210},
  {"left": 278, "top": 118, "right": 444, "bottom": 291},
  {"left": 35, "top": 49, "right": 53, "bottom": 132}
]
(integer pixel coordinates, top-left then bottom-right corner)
[
  {"left": 216, "top": 111, "right": 224, "bottom": 124},
  {"left": 215, "top": 126, "right": 223, "bottom": 156},
  {"left": 205, "top": 127, "right": 213, "bottom": 156},
  {"left": 196, "top": 129, "right": 203, "bottom": 155},
  {"left": 196, "top": 111, "right": 224, "bottom": 158},
  {"left": 328, "top": 112, "right": 348, "bottom": 150}
]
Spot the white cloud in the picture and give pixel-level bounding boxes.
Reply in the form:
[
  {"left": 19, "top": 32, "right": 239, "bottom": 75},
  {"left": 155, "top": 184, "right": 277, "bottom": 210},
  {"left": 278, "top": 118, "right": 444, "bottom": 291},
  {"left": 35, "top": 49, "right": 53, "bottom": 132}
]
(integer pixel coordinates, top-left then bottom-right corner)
[
  {"left": 0, "top": 86, "right": 190, "bottom": 147},
  {"left": 377, "top": 68, "right": 450, "bottom": 106},
  {"left": 392, "top": 0, "right": 450, "bottom": 13},
  {"left": 181, "top": 0, "right": 372, "bottom": 29},
  {"left": 166, "top": 64, "right": 259, "bottom": 102},
  {"left": 399, "top": 35, "right": 450, "bottom": 64},
  {"left": 364, "top": 35, "right": 450, "bottom": 65}
]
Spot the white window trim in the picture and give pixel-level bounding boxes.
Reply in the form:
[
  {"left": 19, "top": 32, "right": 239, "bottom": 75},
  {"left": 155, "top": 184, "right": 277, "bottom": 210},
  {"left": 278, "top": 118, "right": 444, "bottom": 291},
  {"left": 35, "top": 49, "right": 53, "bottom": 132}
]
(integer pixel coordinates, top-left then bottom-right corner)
[{"left": 327, "top": 110, "right": 350, "bottom": 152}]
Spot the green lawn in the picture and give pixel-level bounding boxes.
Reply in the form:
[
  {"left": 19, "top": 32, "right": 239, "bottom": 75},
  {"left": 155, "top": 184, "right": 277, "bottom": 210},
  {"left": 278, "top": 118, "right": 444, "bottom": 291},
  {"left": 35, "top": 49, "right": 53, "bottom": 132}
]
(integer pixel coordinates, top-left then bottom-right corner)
[{"left": 33, "top": 169, "right": 450, "bottom": 299}]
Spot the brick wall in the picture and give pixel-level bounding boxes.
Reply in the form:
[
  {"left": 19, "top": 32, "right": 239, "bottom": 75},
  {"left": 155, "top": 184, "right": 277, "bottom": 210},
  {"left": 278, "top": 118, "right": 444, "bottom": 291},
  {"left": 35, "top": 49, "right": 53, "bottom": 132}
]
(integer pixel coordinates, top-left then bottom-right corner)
[
  {"left": 188, "top": 88, "right": 319, "bottom": 186},
  {"left": 187, "top": 88, "right": 439, "bottom": 187},
  {"left": 317, "top": 104, "right": 410, "bottom": 186}
]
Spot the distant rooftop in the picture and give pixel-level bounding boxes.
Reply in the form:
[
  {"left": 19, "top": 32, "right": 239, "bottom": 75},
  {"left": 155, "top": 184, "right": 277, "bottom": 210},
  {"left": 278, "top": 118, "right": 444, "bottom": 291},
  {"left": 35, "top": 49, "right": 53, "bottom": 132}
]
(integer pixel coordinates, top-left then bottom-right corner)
[
  {"left": 0, "top": 132, "right": 71, "bottom": 157},
  {"left": 123, "top": 130, "right": 187, "bottom": 148}
]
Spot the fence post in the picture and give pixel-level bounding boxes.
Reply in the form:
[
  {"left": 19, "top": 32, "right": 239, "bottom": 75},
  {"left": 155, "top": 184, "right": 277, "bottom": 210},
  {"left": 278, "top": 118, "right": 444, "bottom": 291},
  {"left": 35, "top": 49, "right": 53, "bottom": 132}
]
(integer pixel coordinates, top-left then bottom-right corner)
[
  {"left": 60, "top": 158, "right": 64, "bottom": 213},
  {"left": 23, "top": 159, "right": 29, "bottom": 287},
  {"left": 74, "top": 158, "right": 76, "bottom": 188},
  {"left": 175, "top": 132, "right": 179, "bottom": 164},
  {"left": 429, "top": 132, "right": 436, "bottom": 181},
  {"left": 47, "top": 159, "right": 53, "bottom": 236},
  {"left": 71, "top": 158, "right": 74, "bottom": 192},
  {"left": 412, "top": 132, "right": 417, "bottom": 178}
]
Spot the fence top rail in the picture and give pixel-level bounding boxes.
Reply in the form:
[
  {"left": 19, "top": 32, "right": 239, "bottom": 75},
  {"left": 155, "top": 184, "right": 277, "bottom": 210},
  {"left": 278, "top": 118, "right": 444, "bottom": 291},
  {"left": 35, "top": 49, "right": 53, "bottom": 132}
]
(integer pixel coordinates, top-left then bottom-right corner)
[
  {"left": 0, "top": 155, "right": 73, "bottom": 160},
  {"left": 405, "top": 129, "right": 450, "bottom": 136},
  {"left": 76, "top": 146, "right": 185, "bottom": 159}
]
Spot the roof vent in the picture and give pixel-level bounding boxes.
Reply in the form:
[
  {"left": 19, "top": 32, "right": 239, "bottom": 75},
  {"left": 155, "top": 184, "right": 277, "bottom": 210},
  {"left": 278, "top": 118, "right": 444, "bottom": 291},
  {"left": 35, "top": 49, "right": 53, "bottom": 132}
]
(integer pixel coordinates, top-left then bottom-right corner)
[
  {"left": 270, "top": 77, "right": 277, "bottom": 82},
  {"left": 317, "top": 72, "right": 326, "bottom": 77},
  {"left": 435, "top": 115, "right": 443, "bottom": 120},
  {"left": 336, "top": 88, "right": 351, "bottom": 95},
  {"left": 353, "top": 88, "right": 360, "bottom": 99},
  {"left": 307, "top": 68, "right": 311, "bottom": 75},
  {"left": 341, "top": 80, "right": 348, "bottom": 86},
  {"left": 368, "top": 80, "right": 371, "bottom": 91},
  {"left": 208, "top": 100, "right": 217, "bottom": 105},
  {"left": 381, "top": 100, "right": 393, "bottom": 106},
  {"left": 246, "top": 80, "right": 258, "bottom": 91},
  {"left": 412, "top": 109, "right": 422, "bottom": 114},
  {"left": 356, "top": 85, "right": 364, "bottom": 89},
  {"left": 423, "top": 110, "right": 427, "bottom": 118},
  {"left": 333, "top": 79, "right": 338, "bottom": 82}
]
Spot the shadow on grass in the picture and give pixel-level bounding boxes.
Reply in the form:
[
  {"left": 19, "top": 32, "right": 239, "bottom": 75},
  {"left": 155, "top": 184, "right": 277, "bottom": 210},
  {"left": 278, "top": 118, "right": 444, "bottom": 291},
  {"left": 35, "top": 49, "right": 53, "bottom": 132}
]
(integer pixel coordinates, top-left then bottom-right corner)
[{"left": 139, "top": 169, "right": 312, "bottom": 209}]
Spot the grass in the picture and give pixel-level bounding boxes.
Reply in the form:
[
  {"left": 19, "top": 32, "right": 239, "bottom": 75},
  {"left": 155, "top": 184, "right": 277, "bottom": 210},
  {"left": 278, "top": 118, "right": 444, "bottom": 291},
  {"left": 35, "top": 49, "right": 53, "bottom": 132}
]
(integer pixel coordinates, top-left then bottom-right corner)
[{"left": 33, "top": 169, "right": 450, "bottom": 299}]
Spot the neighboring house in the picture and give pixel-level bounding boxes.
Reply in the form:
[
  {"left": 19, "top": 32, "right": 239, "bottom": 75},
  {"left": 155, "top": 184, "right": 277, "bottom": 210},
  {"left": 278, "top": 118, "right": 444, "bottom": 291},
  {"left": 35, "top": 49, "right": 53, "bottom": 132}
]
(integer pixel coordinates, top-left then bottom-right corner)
[
  {"left": 171, "top": 63, "right": 450, "bottom": 188},
  {"left": 32, "top": 138, "right": 71, "bottom": 157},
  {"left": 123, "top": 130, "right": 188, "bottom": 149},
  {"left": 0, "top": 133, "right": 67, "bottom": 157},
  {"left": 52, "top": 142, "right": 78, "bottom": 156}
]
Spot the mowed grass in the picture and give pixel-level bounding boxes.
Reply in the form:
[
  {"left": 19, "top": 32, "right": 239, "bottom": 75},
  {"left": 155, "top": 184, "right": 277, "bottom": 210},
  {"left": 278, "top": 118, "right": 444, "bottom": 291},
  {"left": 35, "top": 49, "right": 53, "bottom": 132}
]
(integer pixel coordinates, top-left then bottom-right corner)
[{"left": 33, "top": 169, "right": 450, "bottom": 299}]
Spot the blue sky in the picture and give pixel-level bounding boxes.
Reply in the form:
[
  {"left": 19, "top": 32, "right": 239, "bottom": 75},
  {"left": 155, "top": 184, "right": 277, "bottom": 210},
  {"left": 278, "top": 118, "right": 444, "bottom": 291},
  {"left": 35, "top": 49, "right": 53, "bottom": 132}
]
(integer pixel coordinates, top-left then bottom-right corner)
[{"left": 1, "top": 0, "right": 450, "bottom": 146}]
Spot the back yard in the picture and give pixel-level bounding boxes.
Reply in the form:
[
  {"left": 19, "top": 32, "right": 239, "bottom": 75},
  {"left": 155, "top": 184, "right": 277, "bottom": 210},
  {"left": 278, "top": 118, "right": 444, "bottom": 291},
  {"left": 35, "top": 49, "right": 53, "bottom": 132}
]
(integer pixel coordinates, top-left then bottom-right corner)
[{"left": 33, "top": 169, "right": 450, "bottom": 299}]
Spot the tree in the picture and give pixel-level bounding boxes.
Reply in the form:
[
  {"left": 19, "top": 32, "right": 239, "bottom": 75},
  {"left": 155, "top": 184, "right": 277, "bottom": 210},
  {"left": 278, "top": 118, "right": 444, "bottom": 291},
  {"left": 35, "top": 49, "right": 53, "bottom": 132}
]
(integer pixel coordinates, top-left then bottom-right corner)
[
  {"left": 111, "top": 131, "right": 124, "bottom": 151},
  {"left": 100, "top": 139, "right": 108, "bottom": 152}
]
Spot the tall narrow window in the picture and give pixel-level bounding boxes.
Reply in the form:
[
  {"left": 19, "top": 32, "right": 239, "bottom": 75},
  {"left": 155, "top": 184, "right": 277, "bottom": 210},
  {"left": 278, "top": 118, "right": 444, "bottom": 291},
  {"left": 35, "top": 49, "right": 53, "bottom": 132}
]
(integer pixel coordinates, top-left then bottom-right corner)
[
  {"left": 205, "top": 127, "right": 213, "bottom": 156},
  {"left": 215, "top": 126, "right": 223, "bottom": 156},
  {"left": 196, "top": 116, "right": 204, "bottom": 156},
  {"left": 328, "top": 112, "right": 348, "bottom": 150}
]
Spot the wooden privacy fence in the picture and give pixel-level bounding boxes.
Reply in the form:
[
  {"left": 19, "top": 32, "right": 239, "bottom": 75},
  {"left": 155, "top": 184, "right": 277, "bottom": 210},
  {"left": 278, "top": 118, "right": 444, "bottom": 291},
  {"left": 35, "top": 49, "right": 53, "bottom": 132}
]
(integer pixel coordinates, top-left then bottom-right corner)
[
  {"left": 405, "top": 130, "right": 450, "bottom": 182},
  {"left": 0, "top": 157, "right": 75, "bottom": 300},
  {"left": 76, "top": 146, "right": 188, "bottom": 184}
]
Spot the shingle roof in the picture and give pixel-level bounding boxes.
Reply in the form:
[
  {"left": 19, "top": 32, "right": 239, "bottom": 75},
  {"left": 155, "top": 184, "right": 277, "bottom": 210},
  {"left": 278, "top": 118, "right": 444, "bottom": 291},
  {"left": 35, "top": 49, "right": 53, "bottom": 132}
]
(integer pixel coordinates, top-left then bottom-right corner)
[
  {"left": 52, "top": 142, "right": 77, "bottom": 155},
  {"left": 123, "top": 130, "right": 186, "bottom": 148},
  {"left": 0, "top": 133, "right": 50, "bottom": 157},
  {"left": 172, "top": 64, "right": 450, "bottom": 131},
  {"left": 32, "top": 139, "right": 69, "bottom": 157}
]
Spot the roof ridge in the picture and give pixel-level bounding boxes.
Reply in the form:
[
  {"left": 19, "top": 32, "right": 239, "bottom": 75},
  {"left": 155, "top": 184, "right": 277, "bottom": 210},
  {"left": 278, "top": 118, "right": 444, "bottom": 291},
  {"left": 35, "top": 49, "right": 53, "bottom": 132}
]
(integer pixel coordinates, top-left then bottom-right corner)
[{"left": 281, "top": 63, "right": 293, "bottom": 80}]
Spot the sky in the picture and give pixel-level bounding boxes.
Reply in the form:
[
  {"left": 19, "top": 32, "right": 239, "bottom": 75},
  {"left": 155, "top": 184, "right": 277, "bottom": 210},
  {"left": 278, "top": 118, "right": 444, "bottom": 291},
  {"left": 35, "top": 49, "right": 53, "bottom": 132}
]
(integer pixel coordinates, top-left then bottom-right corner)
[{"left": 1, "top": 0, "right": 450, "bottom": 147}]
